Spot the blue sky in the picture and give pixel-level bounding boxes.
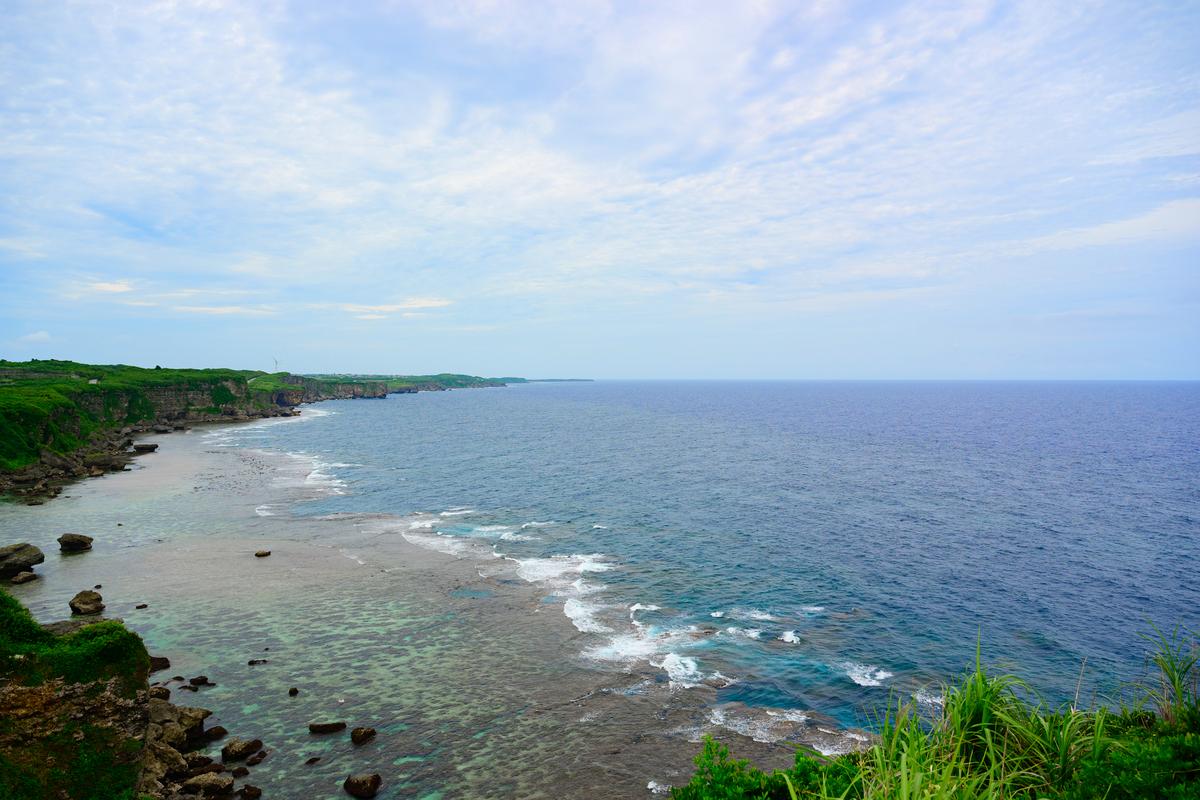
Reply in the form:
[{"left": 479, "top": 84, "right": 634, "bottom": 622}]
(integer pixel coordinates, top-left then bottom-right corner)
[{"left": 1, "top": 0, "right": 1197, "bottom": 378}]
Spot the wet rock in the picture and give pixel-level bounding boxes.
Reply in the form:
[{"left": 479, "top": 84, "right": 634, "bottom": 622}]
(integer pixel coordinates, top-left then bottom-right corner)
[
  {"left": 150, "top": 655, "right": 171, "bottom": 673},
  {"left": 305, "top": 756, "right": 322, "bottom": 765},
  {"left": 189, "top": 762, "right": 225, "bottom": 776},
  {"left": 204, "top": 725, "right": 229, "bottom": 741},
  {"left": 94, "top": 584, "right": 102, "bottom": 589},
  {"left": 0, "top": 543, "right": 44, "bottom": 578},
  {"left": 69, "top": 590, "right": 104, "bottom": 616},
  {"left": 308, "top": 721, "right": 347, "bottom": 734},
  {"left": 351, "top": 727, "right": 377, "bottom": 745},
  {"left": 57, "top": 533, "right": 93, "bottom": 552},
  {"left": 149, "top": 686, "right": 172, "bottom": 700},
  {"left": 288, "top": 687, "right": 299, "bottom": 696},
  {"left": 254, "top": 550, "right": 271, "bottom": 558},
  {"left": 239, "top": 785, "right": 262, "bottom": 800},
  {"left": 133, "top": 443, "right": 159, "bottom": 453},
  {"left": 185, "top": 753, "right": 214, "bottom": 769},
  {"left": 189, "top": 675, "right": 213, "bottom": 687},
  {"left": 10, "top": 571, "right": 37, "bottom": 585},
  {"left": 152, "top": 426, "right": 172, "bottom": 434},
  {"left": 343, "top": 773, "right": 382, "bottom": 798},
  {"left": 230, "top": 766, "right": 249, "bottom": 778},
  {"left": 180, "top": 684, "right": 199, "bottom": 692},
  {"left": 247, "top": 658, "right": 268, "bottom": 666},
  {"left": 181, "top": 771, "right": 234, "bottom": 795},
  {"left": 221, "top": 737, "right": 262, "bottom": 762},
  {"left": 245, "top": 750, "right": 268, "bottom": 766},
  {"left": 136, "top": 603, "right": 149, "bottom": 609}
]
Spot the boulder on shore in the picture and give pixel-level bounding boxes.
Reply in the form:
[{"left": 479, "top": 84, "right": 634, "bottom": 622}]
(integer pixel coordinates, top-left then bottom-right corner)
[
  {"left": 344, "top": 773, "right": 382, "bottom": 798},
  {"left": 58, "top": 533, "right": 94, "bottom": 552},
  {"left": 0, "top": 543, "right": 44, "bottom": 578},
  {"left": 69, "top": 590, "right": 104, "bottom": 616},
  {"left": 150, "top": 655, "right": 171, "bottom": 673},
  {"left": 10, "top": 571, "right": 38, "bottom": 585},
  {"left": 133, "top": 443, "right": 159, "bottom": 453},
  {"left": 181, "top": 771, "right": 234, "bottom": 796}
]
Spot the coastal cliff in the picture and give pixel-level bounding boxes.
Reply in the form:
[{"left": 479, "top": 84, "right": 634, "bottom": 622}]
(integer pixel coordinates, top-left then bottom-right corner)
[{"left": 0, "top": 360, "right": 515, "bottom": 502}]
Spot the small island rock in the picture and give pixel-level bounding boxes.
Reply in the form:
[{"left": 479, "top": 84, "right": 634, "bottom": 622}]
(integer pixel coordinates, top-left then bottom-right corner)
[
  {"left": 351, "top": 727, "right": 377, "bottom": 745},
  {"left": 221, "top": 737, "right": 263, "bottom": 762},
  {"left": 254, "top": 550, "right": 271, "bottom": 558},
  {"left": 69, "top": 590, "right": 104, "bottom": 616},
  {"left": 308, "top": 721, "right": 347, "bottom": 734},
  {"left": 57, "top": 533, "right": 93, "bottom": 552},
  {"left": 344, "top": 773, "right": 382, "bottom": 798}
]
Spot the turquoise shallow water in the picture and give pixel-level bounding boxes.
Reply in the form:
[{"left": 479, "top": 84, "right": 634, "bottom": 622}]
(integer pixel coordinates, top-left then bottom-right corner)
[
  {"left": 3, "top": 380, "right": 1198, "bottom": 797},
  {"left": 215, "top": 380, "right": 1200, "bottom": 721}
]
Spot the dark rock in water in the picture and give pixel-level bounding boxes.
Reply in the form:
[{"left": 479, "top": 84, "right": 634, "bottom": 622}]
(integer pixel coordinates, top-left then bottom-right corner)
[
  {"left": 94, "top": 584, "right": 102, "bottom": 589},
  {"left": 189, "top": 675, "right": 213, "bottom": 687},
  {"left": 189, "top": 762, "right": 225, "bottom": 776},
  {"left": 149, "top": 686, "right": 171, "bottom": 700},
  {"left": 247, "top": 658, "right": 268, "bottom": 666},
  {"left": 308, "top": 721, "right": 347, "bottom": 734},
  {"left": 181, "top": 771, "right": 234, "bottom": 796},
  {"left": 204, "top": 725, "right": 229, "bottom": 741},
  {"left": 230, "top": 766, "right": 249, "bottom": 778},
  {"left": 239, "top": 785, "right": 263, "bottom": 800},
  {"left": 351, "top": 727, "right": 377, "bottom": 745},
  {"left": 0, "top": 543, "right": 44, "bottom": 578},
  {"left": 221, "top": 737, "right": 263, "bottom": 762},
  {"left": 171, "top": 675, "right": 185, "bottom": 682},
  {"left": 254, "top": 550, "right": 271, "bottom": 558},
  {"left": 69, "top": 590, "right": 104, "bottom": 616},
  {"left": 245, "top": 750, "right": 268, "bottom": 766},
  {"left": 305, "top": 756, "right": 321, "bottom": 765},
  {"left": 136, "top": 603, "right": 149, "bottom": 609},
  {"left": 150, "top": 655, "right": 171, "bottom": 673},
  {"left": 57, "top": 533, "right": 93, "bottom": 552},
  {"left": 133, "top": 442, "right": 159, "bottom": 453},
  {"left": 10, "top": 571, "right": 37, "bottom": 584},
  {"left": 344, "top": 773, "right": 382, "bottom": 798},
  {"left": 288, "top": 687, "right": 299, "bottom": 696},
  {"left": 185, "top": 753, "right": 213, "bottom": 769},
  {"left": 180, "top": 684, "right": 199, "bottom": 692}
]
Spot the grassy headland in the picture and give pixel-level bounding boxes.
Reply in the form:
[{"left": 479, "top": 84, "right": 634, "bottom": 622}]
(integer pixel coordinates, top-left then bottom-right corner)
[
  {"left": 673, "top": 629, "right": 1199, "bottom": 799},
  {"left": 0, "top": 359, "right": 522, "bottom": 477}
]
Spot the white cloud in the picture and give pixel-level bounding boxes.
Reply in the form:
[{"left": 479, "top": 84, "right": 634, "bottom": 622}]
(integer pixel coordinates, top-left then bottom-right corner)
[
  {"left": 87, "top": 280, "right": 135, "bottom": 293},
  {"left": 1023, "top": 199, "right": 1200, "bottom": 253},
  {"left": 18, "top": 330, "right": 51, "bottom": 343},
  {"left": 173, "top": 305, "right": 279, "bottom": 316}
]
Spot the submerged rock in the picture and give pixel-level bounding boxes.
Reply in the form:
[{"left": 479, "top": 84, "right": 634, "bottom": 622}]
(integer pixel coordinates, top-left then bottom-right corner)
[
  {"left": 344, "top": 773, "right": 382, "bottom": 798},
  {"left": 351, "top": 726, "right": 377, "bottom": 745},
  {"left": 245, "top": 750, "right": 268, "bottom": 766},
  {"left": 57, "top": 533, "right": 93, "bottom": 552},
  {"left": 239, "top": 785, "right": 263, "bottom": 799},
  {"left": 69, "top": 590, "right": 104, "bottom": 616},
  {"left": 10, "top": 571, "right": 37, "bottom": 585},
  {"left": 308, "top": 721, "right": 347, "bottom": 734},
  {"left": 0, "top": 543, "right": 44, "bottom": 578}
]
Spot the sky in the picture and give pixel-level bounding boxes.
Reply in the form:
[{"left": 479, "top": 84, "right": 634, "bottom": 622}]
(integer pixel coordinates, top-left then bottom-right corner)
[{"left": 1, "top": 0, "right": 1197, "bottom": 379}]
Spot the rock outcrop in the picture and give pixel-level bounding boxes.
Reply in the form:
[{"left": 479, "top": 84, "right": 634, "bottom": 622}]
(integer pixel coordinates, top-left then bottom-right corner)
[
  {"left": 0, "top": 543, "right": 44, "bottom": 578},
  {"left": 58, "top": 532, "right": 94, "bottom": 552},
  {"left": 69, "top": 589, "right": 105, "bottom": 615}
]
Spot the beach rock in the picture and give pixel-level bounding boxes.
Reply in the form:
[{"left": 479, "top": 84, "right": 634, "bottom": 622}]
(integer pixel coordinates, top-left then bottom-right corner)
[
  {"left": 308, "top": 721, "right": 347, "bottom": 734},
  {"left": 149, "top": 686, "right": 171, "bottom": 700},
  {"left": 344, "top": 773, "right": 382, "bottom": 798},
  {"left": 254, "top": 550, "right": 271, "bottom": 558},
  {"left": 57, "top": 533, "right": 93, "bottom": 552},
  {"left": 351, "top": 726, "right": 377, "bottom": 745},
  {"left": 189, "top": 762, "right": 225, "bottom": 776},
  {"left": 133, "top": 443, "right": 159, "bottom": 453},
  {"left": 230, "top": 766, "right": 249, "bottom": 778},
  {"left": 247, "top": 658, "right": 268, "bottom": 666},
  {"left": 69, "top": 590, "right": 104, "bottom": 616},
  {"left": 221, "top": 737, "right": 262, "bottom": 762},
  {"left": 181, "top": 771, "right": 234, "bottom": 795},
  {"left": 150, "top": 655, "right": 171, "bottom": 673},
  {"left": 189, "top": 675, "right": 213, "bottom": 687},
  {"left": 153, "top": 426, "right": 172, "bottom": 434},
  {"left": 239, "top": 785, "right": 262, "bottom": 800},
  {"left": 204, "top": 725, "right": 229, "bottom": 741},
  {"left": 245, "top": 750, "right": 268, "bottom": 766},
  {"left": 0, "top": 543, "right": 44, "bottom": 578},
  {"left": 10, "top": 571, "right": 37, "bottom": 584},
  {"left": 180, "top": 684, "right": 199, "bottom": 692},
  {"left": 185, "top": 753, "right": 214, "bottom": 769}
]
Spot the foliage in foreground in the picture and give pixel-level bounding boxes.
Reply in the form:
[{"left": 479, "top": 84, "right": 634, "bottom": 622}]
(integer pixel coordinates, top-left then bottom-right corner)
[{"left": 674, "top": 628, "right": 1200, "bottom": 800}]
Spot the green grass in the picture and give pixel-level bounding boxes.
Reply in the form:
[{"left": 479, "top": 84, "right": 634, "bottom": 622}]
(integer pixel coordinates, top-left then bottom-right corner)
[
  {"left": 672, "top": 628, "right": 1200, "bottom": 800},
  {"left": 0, "top": 589, "right": 150, "bottom": 800}
]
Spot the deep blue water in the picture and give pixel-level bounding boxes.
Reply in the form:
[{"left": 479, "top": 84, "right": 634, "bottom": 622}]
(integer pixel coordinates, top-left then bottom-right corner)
[{"left": 214, "top": 380, "right": 1200, "bottom": 728}]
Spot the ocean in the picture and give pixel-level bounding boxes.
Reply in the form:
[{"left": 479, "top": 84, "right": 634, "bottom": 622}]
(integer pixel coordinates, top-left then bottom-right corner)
[{"left": 5, "top": 380, "right": 1198, "bottom": 797}]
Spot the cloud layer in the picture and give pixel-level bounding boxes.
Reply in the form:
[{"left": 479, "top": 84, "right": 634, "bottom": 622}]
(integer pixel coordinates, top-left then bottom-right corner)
[{"left": 1, "top": 0, "right": 1197, "bottom": 377}]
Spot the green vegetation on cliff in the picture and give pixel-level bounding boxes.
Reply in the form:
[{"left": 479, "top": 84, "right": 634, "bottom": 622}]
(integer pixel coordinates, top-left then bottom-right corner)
[
  {"left": 0, "top": 589, "right": 150, "bottom": 800},
  {"left": 673, "top": 630, "right": 1199, "bottom": 800},
  {"left": 0, "top": 359, "right": 524, "bottom": 474}
]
